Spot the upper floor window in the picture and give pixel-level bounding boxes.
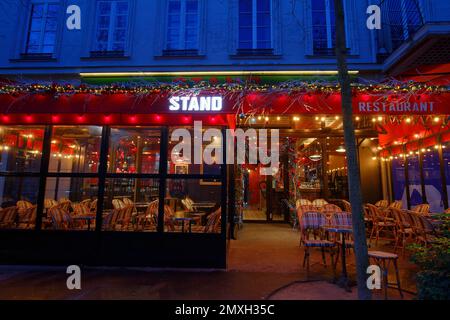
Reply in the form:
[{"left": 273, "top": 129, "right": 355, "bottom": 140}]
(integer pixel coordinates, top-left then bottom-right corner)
[
  {"left": 25, "top": 2, "right": 60, "bottom": 54},
  {"left": 166, "top": 0, "right": 199, "bottom": 51},
  {"left": 238, "top": 0, "right": 272, "bottom": 50},
  {"left": 94, "top": 1, "right": 129, "bottom": 53},
  {"left": 312, "top": 0, "right": 336, "bottom": 55},
  {"left": 387, "top": 0, "right": 423, "bottom": 49}
]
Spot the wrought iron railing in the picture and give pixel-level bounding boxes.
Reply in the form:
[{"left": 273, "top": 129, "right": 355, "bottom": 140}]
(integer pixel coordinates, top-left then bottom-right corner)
[{"left": 376, "top": 0, "right": 424, "bottom": 62}]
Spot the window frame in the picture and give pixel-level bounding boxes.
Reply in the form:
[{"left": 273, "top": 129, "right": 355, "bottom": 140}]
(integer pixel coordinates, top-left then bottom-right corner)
[
  {"left": 23, "top": 0, "right": 62, "bottom": 57},
  {"left": 238, "top": 0, "right": 273, "bottom": 50},
  {"left": 92, "top": 0, "right": 131, "bottom": 54},
  {"left": 164, "top": 0, "right": 200, "bottom": 52}
]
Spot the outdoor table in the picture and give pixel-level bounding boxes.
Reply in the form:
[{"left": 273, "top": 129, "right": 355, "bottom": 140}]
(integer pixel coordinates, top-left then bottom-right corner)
[
  {"left": 72, "top": 214, "right": 96, "bottom": 231},
  {"left": 322, "top": 225, "right": 353, "bottom": 292},
  {"left": 174, "top": 217, "right": 194, "bottom": 233},
  {"left": 188, "top": 212, "right": 207, "bottom": 225}
]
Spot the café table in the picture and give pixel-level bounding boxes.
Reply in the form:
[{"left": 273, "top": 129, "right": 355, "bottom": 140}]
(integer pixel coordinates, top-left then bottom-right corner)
[
  {"left": 322, "top": 225, "right": 354, "bottom": 292},
  {"left": 174, "top": 217, "right": 195, "bottom": 233},
  {"left": 72, "top": 214, "right": 96, "bottom": 231}
]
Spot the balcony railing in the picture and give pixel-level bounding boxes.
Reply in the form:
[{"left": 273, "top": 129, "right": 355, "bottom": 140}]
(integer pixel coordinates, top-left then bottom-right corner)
[{"left": 376, "top": 0, "right": 424, "bottom": 62}]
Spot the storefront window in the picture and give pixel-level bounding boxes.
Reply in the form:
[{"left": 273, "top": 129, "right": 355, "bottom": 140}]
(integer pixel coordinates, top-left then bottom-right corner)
[
  {"left": 407, "top": 153, "right": 423, "bottom": 207},
  {"left": 0, "top": 176, "right": 40, "bottom": 230},
  {"left": 0, "top": 126, "right": 44, "bottom": 173},
  {"left": 391, "top": 157, "right": 407, "bottom": 208},
  {"left": 423, "top": 149, "right": 444, "bottom": 213},
  {"left": 49, "top": 126, "right": 102, "bottom": 173},
  {"left": 165, "top": 179, "right": 222, "bottom": 233},
  {"left": 103, "top": 178, "right": 159, "bottom": 232},
  {"left": 109, "top": 128, "right": 161, "bottom": 174},
  {"left": 44, "top": 177, "right": 98, "bottom": 231},
  {"left": 0, "top": 126, "right": 44, "bottom": 230},
  {"left": 167, "top": 127, "right": 223, "bottom": 175}
]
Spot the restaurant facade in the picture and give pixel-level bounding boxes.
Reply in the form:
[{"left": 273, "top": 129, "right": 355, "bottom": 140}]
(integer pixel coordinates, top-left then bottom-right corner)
[{"left": 0, "top": 0, "right": 449, "bottom": 268}]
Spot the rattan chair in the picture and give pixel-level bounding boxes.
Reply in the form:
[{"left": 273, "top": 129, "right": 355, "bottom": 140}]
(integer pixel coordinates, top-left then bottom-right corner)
[
  {"left": 412, "top": 204, "right": 430, "bottom": 216},
  {"left": 365, "top": 204, "right": 396, "bottom": 245},
  {"left": 391, "top": 208, "right": 414, "bottom": 255},
  {"left": 375, "top": 200, "right": 389, "bottom": 208},
  {"left": 389, "top": 200, "right": 403, "bottom": 210},
  {"left": 112, "top": 198, "right": 126, "bottom": 210},
  {"left": 296, "top": 199, "right": 312, "bottom": 208},
  {"left": 0, "top": 206, "right": 18, "bottom": 229},
  {"left": 299, "top": 211, "right": 335, "bottom": 274},
  {"left": 312, "top": 199, "right": 328, "bottom": 207},
  {"left": 17, "top": 205, "right": 37, "bottom": 229}
]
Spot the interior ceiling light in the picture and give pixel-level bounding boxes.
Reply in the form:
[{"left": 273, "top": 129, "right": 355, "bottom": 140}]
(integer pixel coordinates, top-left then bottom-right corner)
[
  {"left": 309, "top": 154, "right": 322, "bottom": 162},
  {"left": 336, "top": 145, "right": 346, "bottom": 153}
]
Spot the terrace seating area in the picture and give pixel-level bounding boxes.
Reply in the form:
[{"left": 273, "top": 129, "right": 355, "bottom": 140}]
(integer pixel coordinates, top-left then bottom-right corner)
[
  {"left": 292, "top": 197, "right": 445, "bottom": 297},
  {"left": 0, "top": 196, "right": 221, "bottom": 234}
]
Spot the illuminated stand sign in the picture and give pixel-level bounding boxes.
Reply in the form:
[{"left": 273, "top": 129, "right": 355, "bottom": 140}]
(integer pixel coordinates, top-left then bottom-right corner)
[{"left": 169, "top": 96, "right": 223, "bottom": 112}]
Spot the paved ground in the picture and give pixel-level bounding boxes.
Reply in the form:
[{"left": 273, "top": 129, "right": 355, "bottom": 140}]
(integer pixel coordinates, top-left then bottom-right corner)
[{"left": 0, "top": 223, "right": 418, "bottom": 300}]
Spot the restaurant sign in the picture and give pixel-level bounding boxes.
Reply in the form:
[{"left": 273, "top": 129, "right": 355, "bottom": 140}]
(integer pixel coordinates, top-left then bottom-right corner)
[{"left": 169, "top": 96, "right": 223, "bottom": 112}]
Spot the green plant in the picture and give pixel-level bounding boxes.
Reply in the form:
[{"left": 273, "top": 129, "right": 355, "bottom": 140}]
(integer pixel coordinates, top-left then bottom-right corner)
[{"left": 409, "top": 214, "right": 450, "bottom": 300}]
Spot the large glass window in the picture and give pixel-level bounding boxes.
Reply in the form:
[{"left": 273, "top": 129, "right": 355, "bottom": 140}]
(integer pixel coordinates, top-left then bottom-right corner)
[
  {"left": 94, "top": 0, "right": 129, "bottom": 52},
  {"left": 407, "top": 153, "right": 423, "bottom": 207},
  {"left": 165, "top": 179, "right": 221, "bottom": 233},
  {"left": 238, "top": 0, "right": 272, "bottom": 50},
  {"left": 109, "top": 128, "right": 161, "bottom": 174},
  {"left": 423, "top": 149, "right": 444, "bottom": 213},
  {"left": 167, "top": 126, "right": 223, "bottom": 175},
  {"left": 0, "top": 126, "right": 44, "bottom": 173},
  {"left": 25, "top": 2, "right": 60, "bottom": 54},
  {"left": 103, "top": 178, "right": 160, "bottom": 232},
  {"left": 0, "top": 125, "right": 225, "bottom": 234},
  {"left": 49, "top": 126, "right": 102, "bottom": 173},
  {"left": 391, "top": 157, "right": 407, "bottom": 208},
  {"left": 44, "top": 177, "right": 98, "bottom": 231},
  {"left": 166, "top": 0, "right": 199, "bottom": 50},
  {"left": 0, "top": 126, "right": 44, "bottom": 230}
]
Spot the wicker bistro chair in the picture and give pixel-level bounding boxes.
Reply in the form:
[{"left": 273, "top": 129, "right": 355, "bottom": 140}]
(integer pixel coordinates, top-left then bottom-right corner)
[
  {"left": 407, "top": 211, "right": 437, "bottom": 246},
  {"left": 412, "top": 204, "right": 430, "bottom": 216},
  {"left": 296, "top": 199, "right": 312, "bottom": 209},
  {"left": 341, "top": 200, "right": 352, "bottom": 212},
  {"left": 114, "top": 205, "right": 134, "bottom": 231},
  {"left": 389, "top": 200, "right": 403, "bottom": 210},
  {"left": 16, "top": 200, "right": 33, "bottom": 212},
  {"left": 17, "top": 205, "right": 37, "bottom": 229},
  {"left": 90, "top": 199, "right": 98, "bottom": 213},
  {"left": 58, "top": 200, "right": 72, "bottom": 212},
  {"left": 48, "top": 206, "right": 73, "bottom": 230},
  {"left": 135, "top": 200, "right": 159, "bottom": 231},
  {"left": 390, "top": 208, "right": 415, "bottom": 255},
  {"left": 44, "top": 199, "right": 58, "bottom": 210},
  {"left": 320, "top": 204, "right": 342, "bottom": 220},
  {"left": 365, "top": 204, "right": 396, "bottom": 245},
  {"left": 312, "top": 199, "right": 328, "bottom": 207},
  {"left": 299, "top": 211, "right": 335, "bottom": 274},
  {"left": 0, "top": 206, "right": 18, "bottom": 229},
  {"left": 102, "top": 209, "right": 120, "bottom": 231},
  {"left": 112, "top": 198, "right": 126, "bottom": 210},
  {"left": 375, "top": 200, "right": 389, "bottom": 208},
  {"left": 296, "top": 205, "right": 317, "bottom": 228},
  {"left": 191, "top": 208, "right": 222, "bottom": 233}
]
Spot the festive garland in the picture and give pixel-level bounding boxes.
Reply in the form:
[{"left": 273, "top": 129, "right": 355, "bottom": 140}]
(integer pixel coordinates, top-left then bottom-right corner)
[{"left": 0, "top": 80, "right": 449, "bottom": 96}]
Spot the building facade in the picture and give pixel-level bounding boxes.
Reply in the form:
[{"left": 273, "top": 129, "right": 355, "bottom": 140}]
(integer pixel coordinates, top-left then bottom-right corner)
[{"left": 0, "top": 0, "right": 449, "bottom": 268}]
